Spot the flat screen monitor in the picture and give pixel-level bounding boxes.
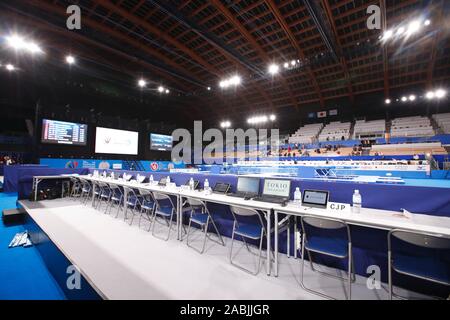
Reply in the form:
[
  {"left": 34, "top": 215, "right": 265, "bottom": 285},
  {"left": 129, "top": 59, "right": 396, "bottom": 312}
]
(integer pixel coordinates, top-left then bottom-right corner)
[
  {"left": 41, "top": 119, "right": 87, "bottom": 146},
  {"left": 262, "top": 179, "right": 291, "bottom": 198},
  {"left": 150, "top": 133, "right": 173, "bottom": 151},
  {"left": 302, "top": 189, "right": 329, "bottom": 208},
  {"left": 237, "top": 177, "right": 260, "bottom": 195},
  {"left": 95, "top": 127, "right": 139, "bottom": 155}
]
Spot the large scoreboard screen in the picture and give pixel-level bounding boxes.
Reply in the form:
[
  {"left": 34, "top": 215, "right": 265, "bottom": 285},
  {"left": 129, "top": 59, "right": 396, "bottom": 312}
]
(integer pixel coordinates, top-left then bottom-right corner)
[
  {"left": 41, "top": 119, "right": 88, "bottom": 146},
  {"left": 150, "top": 133, "right": 173, "bottom": 151}
]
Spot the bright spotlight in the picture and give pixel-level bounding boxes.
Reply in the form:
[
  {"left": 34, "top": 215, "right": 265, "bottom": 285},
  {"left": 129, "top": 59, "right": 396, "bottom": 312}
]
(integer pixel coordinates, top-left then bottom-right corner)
[
  {"left": 138, "top": 79, "right": 147, "bottom": 88},
  {"left": 207, "top": 87, "right": 211, "bottom": 91},
  {"left": 397, "top": 27, "right": 405, "bottom": 35},
  {"left": 291, "top": 60, "right": 296, "bottom": 66},
  {"left": 435, "top": 89, "right": 447, "bottom": 99},
  {"left": 28, "top": 42, "right": 43, "bottom": 54},
  {"left": 426, "top": 91, "right": 435, "bottom": 99},
  {"left": 424, "top": 19, "right": 431, "bottom": 26},
  {"left": 409, "top": 95, "right": 416, "bottom": 101},
  {"left": 284, "top": 62, "right": 289, "bottom": 69},
  {"left": 268, "top": 64, "right": 279, "bottom": 75},
  {"left": 158, "top": 86, "right": 164, "bottom": 93},
  {"left": 230, "top": 75, "right": 241, "bottom": 85},
  {"left": 6, "top": 35, "right": 26, "bottom": 50},
  {"left": 401, "top": 96, "right": 408, "bottom": 102},
  {"left": 270, "top": 114, "right": 276, "bottom": 121},
  {"left": 383, "top": 30, "right": 393, "bottom": 40},
  {"left": 6, "top": 35, "right": 43, "bottom": 54},
  {"left": 66, "top": 55, "right": 76, "bottom": 65},
  {"left": 385, "top": 99, "right": 391, "bottom": 104},
  {"left": 165, "top": 89, "right": 170, "bottom": 94},
  {"left": 407, "top": 20, "right": 421, "bottom": 35},
  {"left": 5, "top": 64, "right": 15, "bottom": 71}
]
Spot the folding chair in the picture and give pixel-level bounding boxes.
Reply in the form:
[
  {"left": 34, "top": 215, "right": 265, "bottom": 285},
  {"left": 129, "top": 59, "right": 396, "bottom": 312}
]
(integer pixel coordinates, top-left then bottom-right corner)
[
  {"left": 123, "top": 186, "right": 142, "bottom": 225},
  {"left": 229, "top": 206, "right": 269, "bottom": 275},
  {"left": 151, "top": 192, "right": 177, "bottom": 241},
  {"left": 106, "top": 183, "right": 123, "bottom": 217},
  {"left": 388, "top": 229, "right": 450, "bottom": 300},
  {"left": 300, "top": 215, "right": 354, "bottom": 300},
  {"left": 185, "top": 198, "right": 225, "bottom": 254},
  {"left": 137, "top": 188, "right": 155, "bottom": 229}
]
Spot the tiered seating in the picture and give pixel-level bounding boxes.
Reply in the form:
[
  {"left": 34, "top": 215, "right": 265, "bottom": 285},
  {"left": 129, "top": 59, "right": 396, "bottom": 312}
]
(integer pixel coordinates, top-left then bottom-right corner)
[
  {"left": 289, "top": 123, "right": 323, "bottom": 144},
  {"left": 432, "top": 113, "right": 450, "bottom": 134},
  {"left": 390, "top": 116, "right": 434, "bottom": 137},
  {"left": 353, "top": 119, "right": 385, "bottom": 139},
  {"left": 318, "top": 121, "right": 351, "bottom": 142}
]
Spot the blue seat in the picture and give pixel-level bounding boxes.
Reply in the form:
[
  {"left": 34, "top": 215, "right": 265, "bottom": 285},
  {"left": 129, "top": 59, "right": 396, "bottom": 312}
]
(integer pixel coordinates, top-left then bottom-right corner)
[
  {"left": 388, "top": 229, "right": 450, "bottom": 299},
  {"left": 235, "top": 223, "right": 263, "bottom": 240},
  {"left": 393, "top": 254, "right": 450, "bottom": 284},
  {"left": 190, "top": 212, "right": 209, "bottom": 225},
  {"left": 305, "top": 236, "right": 348, "bottom": 258},
  {"left": 300, "top": 215, "right": 353, "bottom": 300}
]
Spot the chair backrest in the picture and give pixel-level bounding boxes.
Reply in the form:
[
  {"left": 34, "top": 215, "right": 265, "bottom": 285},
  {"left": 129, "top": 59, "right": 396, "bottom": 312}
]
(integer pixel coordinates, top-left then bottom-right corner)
[
  {"left": 137, "top": 188, "right": 152, "bottom": 196},
  {"left": 301, "top": 215, "right": 351, "bottom": 243},
  {"left": 186, "top": 197, "right": 205, "bottom": 208},
  {"left": 302, "top": 216, "right": 346, "bottom": 230},
  {"left": 389, "top": 229, "right": 450, "bottom": 249},
  {"left": 153, "top": 192, "right": 174, "bottom": 208},
  {"left": 137, "top": 175, "right": 146, "bottom": 183},
  {"left": 230, "top": 206, "right": 259, "bottom": 217}
]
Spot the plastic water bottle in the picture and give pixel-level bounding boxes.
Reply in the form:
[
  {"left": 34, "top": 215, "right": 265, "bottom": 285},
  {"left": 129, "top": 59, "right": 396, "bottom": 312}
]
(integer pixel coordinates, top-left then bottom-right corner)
[
  {"left": 166, "top": 176, "right": 171, "bottom": 184},
  {"left": 111, "top": 172, "right": 114, "bottom": 179},
  {"left": 294, "top": 187, "right": 302, "bottom": 205},
  {"left": 204, "top": 179, "right": 210, "bottom": 193},
  {"left": 352, "top": 190, "right": 362, "bottom": 213},
  {"left": 189, "top": 177, "right": 195, "bottom": 190},
  {"left": 149, "top": 175, "right": 154, "bottom": 184}
]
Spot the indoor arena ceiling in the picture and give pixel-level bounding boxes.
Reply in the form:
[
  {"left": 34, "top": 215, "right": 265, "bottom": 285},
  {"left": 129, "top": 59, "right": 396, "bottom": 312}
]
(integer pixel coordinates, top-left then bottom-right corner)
[{"left": 1, "top": 0, "right": 449, "bottom": 121}]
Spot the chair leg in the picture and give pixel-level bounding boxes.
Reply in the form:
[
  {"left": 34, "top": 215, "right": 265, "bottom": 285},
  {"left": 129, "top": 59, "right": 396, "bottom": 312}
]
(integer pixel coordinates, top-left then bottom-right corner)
[
  {"left": 388, "top": 250, "right": 393, "bottom": 300},
  {"left": 348, "top": 244, "right": 352, "bottom": 300}
]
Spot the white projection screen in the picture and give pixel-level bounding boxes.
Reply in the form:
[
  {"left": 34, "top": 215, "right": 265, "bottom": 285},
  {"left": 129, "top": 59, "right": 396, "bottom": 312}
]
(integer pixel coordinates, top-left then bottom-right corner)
[{"left": 95, "top": 127, "right": 139, "bottom": 155}]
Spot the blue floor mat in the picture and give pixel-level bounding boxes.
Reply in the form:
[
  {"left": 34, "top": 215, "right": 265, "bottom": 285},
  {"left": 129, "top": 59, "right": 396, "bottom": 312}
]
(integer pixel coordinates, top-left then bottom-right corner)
[{"left": 0, "top": 193, "right": 66, "bottom": 300}]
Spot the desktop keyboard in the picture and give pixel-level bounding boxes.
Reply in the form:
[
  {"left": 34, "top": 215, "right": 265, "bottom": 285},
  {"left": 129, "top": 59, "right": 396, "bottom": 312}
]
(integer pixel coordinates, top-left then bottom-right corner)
[{"left": 253, "top": 196, "right": 288, "bottom": 204}]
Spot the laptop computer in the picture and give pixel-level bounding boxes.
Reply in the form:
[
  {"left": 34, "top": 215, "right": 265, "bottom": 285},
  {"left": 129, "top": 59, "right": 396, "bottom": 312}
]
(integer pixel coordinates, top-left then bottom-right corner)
[
  {"left": 227, "top": 176, "right": 260, "bottom": 199},
  {"left": 253, "top": 178, "right": 291, "bottom": 204},
  {"left": 302, "top": 189, "right": 329, "bottom": 208},
  {"left": 212, "top": 182, "right": 231, "bottom": 194},
  {"left": 158, "top": 177, "right": 167, "bottom": 186}
]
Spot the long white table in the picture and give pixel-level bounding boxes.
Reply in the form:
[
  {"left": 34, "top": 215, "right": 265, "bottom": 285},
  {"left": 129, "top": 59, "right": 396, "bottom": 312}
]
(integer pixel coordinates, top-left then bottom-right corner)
[
  {"left": 272, "top": 204, "right": 450, "bottom": 277},
  {"left": 37, "top": 174, "right": 450, "bottom": 279},
  {"left": 32, "top": 174, "right": 78, "bottom": 201}
]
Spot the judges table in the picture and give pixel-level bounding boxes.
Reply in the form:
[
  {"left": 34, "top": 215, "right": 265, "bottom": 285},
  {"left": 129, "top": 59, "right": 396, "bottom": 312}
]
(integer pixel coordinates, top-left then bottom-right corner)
[
  {"left": 272, "top": 204, "right": 450, "bottom": 277},
  {"left": 32, "top": 174, "right": 79, "bottom": 201},
  {"left": 40, "top": 174, "right": 450, "bottom": 279}
]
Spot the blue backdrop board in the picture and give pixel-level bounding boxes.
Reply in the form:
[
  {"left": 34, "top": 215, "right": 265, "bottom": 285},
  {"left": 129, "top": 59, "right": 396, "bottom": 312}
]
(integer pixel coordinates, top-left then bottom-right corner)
[
  {"left": 40, "top": 158, "right": 185, "bottom": 172},
  {"left": 3, "top": 165, "right": 49, "bottom": 193}
]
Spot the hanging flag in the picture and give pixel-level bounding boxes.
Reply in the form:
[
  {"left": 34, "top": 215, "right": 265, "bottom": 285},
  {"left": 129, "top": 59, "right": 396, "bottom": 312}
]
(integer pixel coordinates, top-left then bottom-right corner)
[
  {"left": 329, "top": 109, "right": 338, "bottom": 116},
  {"left": 317, "top": 111, "right": 327, "bottom": 118}
]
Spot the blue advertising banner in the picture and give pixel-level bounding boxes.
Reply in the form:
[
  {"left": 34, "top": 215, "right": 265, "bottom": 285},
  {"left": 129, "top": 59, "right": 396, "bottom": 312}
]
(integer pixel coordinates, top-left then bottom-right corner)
[{"left": 39, "top": 158, "right": 185, "bottom": 172}]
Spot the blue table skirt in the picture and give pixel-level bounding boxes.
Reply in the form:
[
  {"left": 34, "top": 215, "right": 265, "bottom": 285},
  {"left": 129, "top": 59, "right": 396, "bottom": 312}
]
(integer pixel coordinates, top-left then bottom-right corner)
[{"left": 3, "top": 165, "right": 48, "bottom": 193}]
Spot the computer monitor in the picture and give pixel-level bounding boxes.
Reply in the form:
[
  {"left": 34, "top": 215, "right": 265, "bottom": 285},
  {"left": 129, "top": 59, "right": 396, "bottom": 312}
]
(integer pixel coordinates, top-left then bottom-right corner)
[
  {"left": 237, "top": 177, "right": 260, "bottom": 195},
  {"left": 213, "top": 182, "right": 230, "bottom": 194},
  {"left": 262, "top": 179, "right": 291, "bottom": 198},
  {"left": 302, "top": 189, "right": 329, "bottom": 208}
]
